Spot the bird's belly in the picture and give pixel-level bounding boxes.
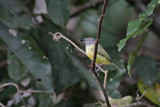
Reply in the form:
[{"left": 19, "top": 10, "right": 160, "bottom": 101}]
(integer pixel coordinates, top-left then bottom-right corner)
[{"left": 86, "top": 48, "right": 111, "bottom": 65}]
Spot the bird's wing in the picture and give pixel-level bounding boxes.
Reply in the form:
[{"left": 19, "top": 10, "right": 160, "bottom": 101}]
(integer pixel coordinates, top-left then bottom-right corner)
[
  {"left": 90, "top": 44, "right": 112, "bottom": 61},
  {"left": 97, "top": 44, "right": 112, "bottom": 60}
]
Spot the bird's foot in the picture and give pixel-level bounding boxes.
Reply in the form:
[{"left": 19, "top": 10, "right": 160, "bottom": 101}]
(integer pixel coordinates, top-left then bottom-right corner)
[
  {"left": 98, "top": 63, "right": 104, "bottom": 67},
  {"left": 88, "top": 65, "right": 99, "bottom": 77}
]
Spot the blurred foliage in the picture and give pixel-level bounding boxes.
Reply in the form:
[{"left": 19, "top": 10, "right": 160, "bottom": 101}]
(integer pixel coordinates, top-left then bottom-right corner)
[
  {"left": 7, "top": 53, "right": 27, "bottom": 82},
  {"left": 127, "top": 32, "right": 148, "bottom": 77},
  {"left": 117, "top": 0, "right": 158, "bottom": 51},
  {"left": 110, "top": 96, "right": 133, "bottom": 107},
  {"left": 0, "top": 0, "right": 34, "bottom": 29},
  {"left": 137, "top": 80, "right": 160, "bottom": 106},
  {"left": 0, "top": 0, "right": 160, "bottom": 106},
  {"left": 46, "top": 0, "right": 71, "bottom": 27},
  {"left": 134, "top": 55, "right": 158, "bottom": 86}
]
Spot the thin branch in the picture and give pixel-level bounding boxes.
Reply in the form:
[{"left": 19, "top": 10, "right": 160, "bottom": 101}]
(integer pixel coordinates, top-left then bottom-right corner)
[
  {"left": 0, "top": 83, "right": 49, "bottom": 94},
  {"left": 0, "top": 83, "right": 50, "bottom": 107},
  {"left": 0, "top": 102, "right": 6, "bottom": 107},
  {"left": 136, "top": 87, "right": 147, "bottom": 102},
  {"left": 103, "top": 71, "right": 108, "bottom": 88},
  {"left": 70, "top": 0, "right": 104, "bottom": 18},
  {"left": 49, "top": 32, "right": 86, "bottom": 55},
  {"left": 90, "top": 0, "right": 111, "bottom": 106},
  {"left": 91, "top": 0, "right": 107, "bottom": 71},
  {"left": 0, "top": 83, "right": 20, "bottom": 92}
]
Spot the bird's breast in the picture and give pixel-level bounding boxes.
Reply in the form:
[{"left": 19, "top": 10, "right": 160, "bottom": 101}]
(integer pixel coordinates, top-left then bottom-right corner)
[{"left": 85, "top": 45, "right": 111, "bottom": 65}]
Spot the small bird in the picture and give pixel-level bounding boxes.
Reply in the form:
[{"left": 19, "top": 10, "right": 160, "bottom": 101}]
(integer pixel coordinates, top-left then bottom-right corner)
[{"left": 80, "top": 37, "right": 119, "bottom": 71}]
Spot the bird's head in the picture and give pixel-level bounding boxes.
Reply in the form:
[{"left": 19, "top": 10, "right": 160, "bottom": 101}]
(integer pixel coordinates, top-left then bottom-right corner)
[{"left": 80, "top": 37, "right": 96, "bottom": 46}]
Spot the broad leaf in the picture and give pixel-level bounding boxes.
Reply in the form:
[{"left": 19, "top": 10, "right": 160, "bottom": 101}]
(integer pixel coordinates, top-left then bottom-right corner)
[
  {"left": 117, "top": 18, "right": 152, "bottom": 51},
  {"left": 106, "top": 70, "right": 124, "bottom": 98},
  {"left": 154, "top": 83, "right": 160, "bottom": 97},
  {"left": 46, "top": 0, "right": 71, "bottom": 27},
  {"left": 66, "top": 52, "right": 100, "bottom": 89},
  {"left": 40, "top": 21, "right": 81, "bottom": 94},
  {"left": 134, "top": 55, "right": 158, "bottom": 86},
  {"left": 127, "top": 32, "right": 148, "bottom": 77},
  {"left": 59, "top": 61, "right": 80, "bottom": 88},
  {"left": 0, "top": 0, "right": 25, "bottom": 14},
  {"left": 7, "top": 53, "right": 27, "bottom": 82},
  {"left": 146, "top": 0, "right": 158, "bottom": 15},
  {"left": 38, "top": 94, "right": 54, "bottom": 107},
  {"left": 0, "top": 21, "right": 53, "bottom": 92},
  {"left": 0, "top": 0, "right": 34, "bottom": 29},
  {"left": 105, "top": 48, "right": 126, "bottom": 98}
]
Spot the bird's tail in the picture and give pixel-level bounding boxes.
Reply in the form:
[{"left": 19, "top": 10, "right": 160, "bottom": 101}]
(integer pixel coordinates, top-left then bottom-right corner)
[{"left": 112, "top": 63, "right": 120, "bottom": 72}]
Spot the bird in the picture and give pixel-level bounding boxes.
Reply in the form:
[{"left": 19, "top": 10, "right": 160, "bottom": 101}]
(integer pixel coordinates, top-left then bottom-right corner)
[{"left": 80, "top": 37, "right": 120, "bottom": 71}]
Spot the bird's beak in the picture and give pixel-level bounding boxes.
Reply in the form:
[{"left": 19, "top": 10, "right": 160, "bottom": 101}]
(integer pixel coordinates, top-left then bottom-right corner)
[{"left": 79, "top": 39, "right": 85, "bottom": 42}]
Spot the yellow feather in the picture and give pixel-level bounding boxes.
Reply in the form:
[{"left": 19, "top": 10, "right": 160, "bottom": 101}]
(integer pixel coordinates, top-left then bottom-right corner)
[{"left": 86, "top": 44, "right": 112, "bottom": 65}]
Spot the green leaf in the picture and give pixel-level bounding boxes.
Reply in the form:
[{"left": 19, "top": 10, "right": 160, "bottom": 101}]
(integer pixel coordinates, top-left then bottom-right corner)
[
  {"left": 38, "top": 94, "right": 54, "bottom": 107},
  {"left": 110, "top": 96, "right": 133, "bottom": 107},
  {"left": 7, "top": 53, "right": 27, "bottom": 82},
  {"left": 127, "top": 19, "right": 142, "bottom": 36},
  {"left": 0, "top": 0, "right": 34, "bottom": 29},
  {"left": 46, "top": 0, "right": 71, "bottom": 27},
  {"left": 40, "top": 21, "right": 81, "bottom": 94},
  {"left": 117, "top": 0, "right": 158, "bottom": 52},
  {"left": 48, "top": 39, "right": 66, "bottom": 94},
  {"left": 106, "top": 70, "right": 124, "bottom": 98},
  {"left": 66, "top": 52, "right": 100, "bottom": 89},
  {"left": 154, "top": 83, "right": 160, "bottom": 96},
  {"left": 0, "top": 83, "right": 17, "bottom": 101},
  {"left": 0, "top": 0, "right": 25, "bottom": 14},
  {"left": 59, "top": 61, "right": 80, "bottom": 88},
  {"left": 104, "top": 48, "right": 126, "bottom": 98},
  {"left": 137, "top": 79, "right": 160, "bottom": 106},
  {"left": 117, "top": 18, "right": 152, "bottom": 52},
  {"left": 134, "top": 55, "right": 158, "bottom": 86},
  {"left": 127, "top": 32, "right": 148, "bottom": 77},
  {"left": 146, "top": 0, "right": 158, "bottom": 16},
  {"left": 0, "top": 21, "right": 54, "bottom": 92}
]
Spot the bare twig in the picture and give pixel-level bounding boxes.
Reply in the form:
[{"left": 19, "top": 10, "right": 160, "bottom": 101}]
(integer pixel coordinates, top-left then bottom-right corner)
[
  {"left": 0, "top": 83, "right": 20, "bottom": 92},
  {"left": 0, "top": 83, "right": 50, "bottom": 106},
  {"left": 70, "top": 0, "right": 104, "bottom": 18},
  {"left": 91, "top": 0, "right": 107, "bottom": 72},
  {"left": 90, "top": 0, "right": 111, "bottom": 106},
  {"left": 103, "top": 71, "right": 108, "bottom": 88},
  {"left": 136, "top": 87, "right": 147, "bottom": 102},
  {"left": 0, "top": 83, "right": 28, "bottom": 106},
  {"left": 0, "top": 83, "right": 49, "bottom": 94},
  {"left": 0, "top": 102, "right": 6, "bottom": 107}
]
